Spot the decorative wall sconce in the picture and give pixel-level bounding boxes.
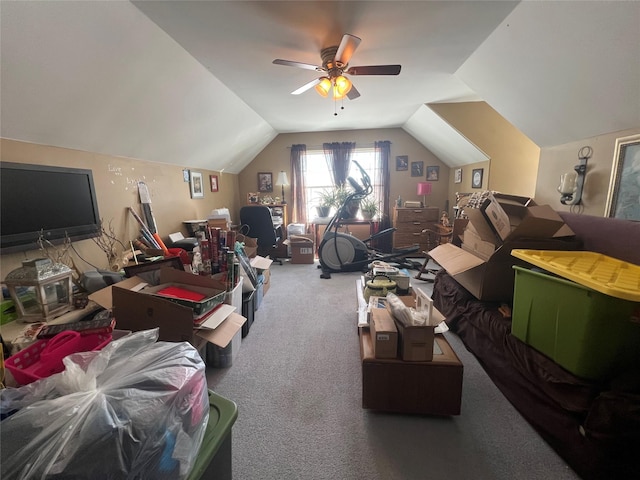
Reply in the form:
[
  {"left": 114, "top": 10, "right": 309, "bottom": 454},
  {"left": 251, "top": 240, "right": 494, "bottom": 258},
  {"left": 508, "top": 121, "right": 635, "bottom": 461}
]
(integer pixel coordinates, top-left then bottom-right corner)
[
  {"left": 5, "top": 258, "right": 74, "bottom": 322},
  {"left": 558, "top": 146, "right": 592, "bottom": 205}
]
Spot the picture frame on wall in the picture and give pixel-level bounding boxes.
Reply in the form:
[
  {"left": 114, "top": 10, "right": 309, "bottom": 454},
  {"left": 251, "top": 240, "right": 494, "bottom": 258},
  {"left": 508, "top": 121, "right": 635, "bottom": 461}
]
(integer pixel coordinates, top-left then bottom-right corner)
[
  {"left": 605, "top": 133, "right": 640, "bottom": 220},
  {"left": 454, "top": 168, "right": 462, "bottom": 184},
  {"left": 411, "top": 161, "right": 424, "bottom": 177},
  {"left": 210, "top": 174, "right": 219, "bottom": 192},
  {"left": 189, "top": 171, "right": 204, "bottom": 198},
  {"left": 472, "top": 168, "right": 484, "bottom": 189},
  {"left": 258, "top": 172, "right": 273, "bottom": 192},
  {"left": 426, "top": 166, "right": 439, "bottom": 181},
  {"left": 247, "top": 192, "right": 259, "bottom": 204},
  {"left": 396, "top": 155, "right": 408, "bottom": 171}
]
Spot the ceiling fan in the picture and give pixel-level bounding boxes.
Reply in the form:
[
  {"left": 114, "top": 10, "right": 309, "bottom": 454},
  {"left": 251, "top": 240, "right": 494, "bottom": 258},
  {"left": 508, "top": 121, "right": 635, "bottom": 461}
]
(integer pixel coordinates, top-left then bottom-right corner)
[{"left": 273, "top": 34, "right": 401, "bottom": 101}]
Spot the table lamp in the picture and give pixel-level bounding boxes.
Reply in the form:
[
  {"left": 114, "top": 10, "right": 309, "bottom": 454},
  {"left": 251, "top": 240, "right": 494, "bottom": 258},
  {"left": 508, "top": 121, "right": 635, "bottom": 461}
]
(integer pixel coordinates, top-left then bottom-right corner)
[
  {"left": 417, "top": 182, "right": 432, "bottom": 207},
  {"left": 276, "top": 171, "right": 290, "bottom": 204}
]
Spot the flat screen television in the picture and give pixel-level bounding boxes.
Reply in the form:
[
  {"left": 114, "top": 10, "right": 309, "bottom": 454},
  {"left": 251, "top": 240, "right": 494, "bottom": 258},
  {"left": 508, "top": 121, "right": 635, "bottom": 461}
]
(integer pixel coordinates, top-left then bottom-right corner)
[{"left": 1, "top": 162, "right": 102, "bottom": 254}]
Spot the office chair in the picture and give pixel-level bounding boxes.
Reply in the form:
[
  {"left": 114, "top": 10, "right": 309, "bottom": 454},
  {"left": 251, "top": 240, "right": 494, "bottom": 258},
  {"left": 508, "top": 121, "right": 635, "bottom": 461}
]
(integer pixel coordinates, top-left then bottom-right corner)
[{"left": 239, "top": 206, "right": 283, "bottom": 265}]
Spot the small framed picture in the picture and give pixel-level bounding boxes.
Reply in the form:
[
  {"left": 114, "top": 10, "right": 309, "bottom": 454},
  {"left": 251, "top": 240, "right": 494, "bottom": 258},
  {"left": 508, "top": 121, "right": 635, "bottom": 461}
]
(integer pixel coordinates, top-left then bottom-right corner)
[
  {"left": 426, "top": 166, "right": 439, "bottom": 181},
  {"left": 396, "top": 155, "right": 408, "bottom": 171},
  {"left": 258, "top": 172, "right": 273, "bottom": 192},
  {"left": 454, "top": 168, "right": 462, "bottom": 184},
  {"left": 472, "top": 168, "right": 484, "bottom": 189},
  {"left": 210, "top": 174, "right": 219, "bottom": 192},
  {"left": 247, "top": 192, "right": 260, "bottom": 204},
  {"left": 411, "top": 161, "right": 424, "bottom": 177},
  {"left": 190, "top": 171, "right": 204, "bottom": 199},
  {"left": 182, "top": 169, "right": 190, "bottom": 182}
]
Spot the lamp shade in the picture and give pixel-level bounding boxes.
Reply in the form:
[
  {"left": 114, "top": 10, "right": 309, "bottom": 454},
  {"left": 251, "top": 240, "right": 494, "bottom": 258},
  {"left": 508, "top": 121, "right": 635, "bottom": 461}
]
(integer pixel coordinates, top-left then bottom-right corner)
[
  {"left": 417, "top": 182, "right": 432, "bottom": 196},
  {"left": 276, "top": 171, "right": 289, "bottom": 186},
  {"left": 332, "top": 75, "right": 352, "bottom": 100},
  {"left": 314, "top": 77, "right": 332, "bottom": 97}
]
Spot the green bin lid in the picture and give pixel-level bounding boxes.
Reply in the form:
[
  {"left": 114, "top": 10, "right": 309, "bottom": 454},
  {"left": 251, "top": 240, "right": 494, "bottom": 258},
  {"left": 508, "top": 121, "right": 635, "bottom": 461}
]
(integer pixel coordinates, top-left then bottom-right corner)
[{"left": 511, "top": 249, "right": 640, "bottom": 302}]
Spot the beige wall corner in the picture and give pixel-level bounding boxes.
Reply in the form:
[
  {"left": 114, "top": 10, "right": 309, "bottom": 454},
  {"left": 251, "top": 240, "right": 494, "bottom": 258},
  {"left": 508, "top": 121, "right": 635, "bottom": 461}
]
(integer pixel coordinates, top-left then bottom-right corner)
[{"left": 429, "top": 101, "right": 540, "bottom": 197}]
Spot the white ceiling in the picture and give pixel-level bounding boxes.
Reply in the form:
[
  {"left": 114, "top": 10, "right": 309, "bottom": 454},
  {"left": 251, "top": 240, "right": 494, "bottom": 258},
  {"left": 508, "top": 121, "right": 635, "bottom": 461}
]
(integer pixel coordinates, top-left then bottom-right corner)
[{"left": 2, "top": 1, "right": 639, "bottom": 174}]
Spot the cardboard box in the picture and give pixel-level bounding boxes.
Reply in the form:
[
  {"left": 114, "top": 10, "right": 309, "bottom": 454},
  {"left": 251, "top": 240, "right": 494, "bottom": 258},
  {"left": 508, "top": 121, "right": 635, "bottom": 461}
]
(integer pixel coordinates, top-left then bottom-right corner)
[
  {"left": 394, "top": 321, "right": 435, "bottom": 362},
  {"left": 360, "top": 329, "right": 463, "bottom": 415},
  {"left": 461, "top": 223, "right": 496, "bottom": 261},
  {"left": 430, "top": 238, "right": 580, "bottom": 302},
  {"left": 370, "top": 308, "right": 398, "bottom": 359},
  {"left": 89, "top": 268, "right": 246, "bottom": 353},
  {"left": 262, "top": 268, "right": 271, "bottom": 296},
  {"left": 431, "top": 198, "right": 579, "bottom": 302},
  {"left": 286, "top": 234, "right": 315, "bottom": 264},
  {"left": 205, "top": 321, "right": 242, "bottom": 368},
  {"left": 465, "top": 199, "right": 570, "bottom": 246},
  {"left": 385, "top": 293, "right": 445, "bottom": 362},
  {"left": 240, "top": 255, "right": 273, "bottom": 294}
]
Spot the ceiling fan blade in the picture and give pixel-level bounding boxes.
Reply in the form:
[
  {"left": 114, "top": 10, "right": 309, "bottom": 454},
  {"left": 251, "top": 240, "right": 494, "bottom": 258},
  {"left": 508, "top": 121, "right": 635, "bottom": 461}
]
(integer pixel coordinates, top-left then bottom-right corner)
[
  {"left": 273, "top": 59, "right": 324, "bottom": 72},
  {"left": 346, "top": 65, "right": 402, "bottom": 76},
  {"left": 291, "top": 78, "right": 322, "bottom": 95},
  {"left": 335, "top": 34, "right": 361, "bottom": 66},
  {"left": 347, "top": 84, "right": 360, "bottom": 100}
]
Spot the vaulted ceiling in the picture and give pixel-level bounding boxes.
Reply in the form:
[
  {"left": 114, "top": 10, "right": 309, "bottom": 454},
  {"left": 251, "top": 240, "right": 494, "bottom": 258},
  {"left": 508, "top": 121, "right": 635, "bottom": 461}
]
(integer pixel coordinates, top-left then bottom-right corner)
[{"left": 2, "top": 1, "right": 638, "bottom": 174}]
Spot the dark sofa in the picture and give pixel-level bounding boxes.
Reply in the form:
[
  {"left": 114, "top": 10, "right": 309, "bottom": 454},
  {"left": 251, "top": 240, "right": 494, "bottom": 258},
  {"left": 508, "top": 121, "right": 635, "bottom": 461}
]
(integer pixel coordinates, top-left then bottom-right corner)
[{"left": 432, "top": 212, "right": 640, "bottom": 480}]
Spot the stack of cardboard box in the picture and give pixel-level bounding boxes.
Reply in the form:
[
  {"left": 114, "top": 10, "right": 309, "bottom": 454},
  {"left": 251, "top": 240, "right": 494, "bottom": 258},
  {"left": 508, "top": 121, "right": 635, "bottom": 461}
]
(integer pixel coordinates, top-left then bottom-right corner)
[
  {"left": 359, "top": 288, "right": 463, "bottom": 415},
  {"left": 430, "top": 193, "right": 578, "bottom": 301}
]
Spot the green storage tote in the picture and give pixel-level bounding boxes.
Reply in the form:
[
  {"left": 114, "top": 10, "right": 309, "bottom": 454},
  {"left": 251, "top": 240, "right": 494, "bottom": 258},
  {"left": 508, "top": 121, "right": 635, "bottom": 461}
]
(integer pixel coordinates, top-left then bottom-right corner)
[
  {"left": 511, "top": 264, "right": 640, "bottom": 381},
  {"left": 187, "top": 390, "right": 238, "bottom": 480}
]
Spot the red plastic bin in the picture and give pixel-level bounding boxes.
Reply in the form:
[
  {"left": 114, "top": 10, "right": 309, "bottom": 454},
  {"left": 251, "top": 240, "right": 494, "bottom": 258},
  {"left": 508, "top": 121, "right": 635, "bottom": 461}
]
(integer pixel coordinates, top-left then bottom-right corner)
[{"left": 5, "top": 330, "right": 112, "bottom": 385}]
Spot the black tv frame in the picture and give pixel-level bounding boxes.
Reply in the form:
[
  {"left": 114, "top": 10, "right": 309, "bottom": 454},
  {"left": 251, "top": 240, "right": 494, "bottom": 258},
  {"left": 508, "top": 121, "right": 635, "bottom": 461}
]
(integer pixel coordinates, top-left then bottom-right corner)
[{"left": 0, "top": 162, "right": 102, "bottom": 254}]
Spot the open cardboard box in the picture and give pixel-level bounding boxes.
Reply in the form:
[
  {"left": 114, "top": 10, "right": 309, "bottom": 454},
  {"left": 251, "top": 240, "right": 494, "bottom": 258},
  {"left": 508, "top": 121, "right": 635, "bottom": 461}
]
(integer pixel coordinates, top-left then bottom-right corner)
[
  {"left": 239, "top": 255, "right": 273, "bottom": 293},
  {"left": 89, "top": 268, "right": 246, "bottom": 351},
  {"left": 435, "top": 197, "right": 579, "bottom": 301},
  {"left": 430, "top": 236, "right": 580, "bottom": 302}
]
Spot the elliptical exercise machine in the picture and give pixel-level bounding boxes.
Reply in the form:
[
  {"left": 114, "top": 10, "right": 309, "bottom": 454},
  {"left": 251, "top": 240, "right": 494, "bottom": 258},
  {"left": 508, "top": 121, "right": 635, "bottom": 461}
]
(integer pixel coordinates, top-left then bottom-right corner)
[{"left": 318, "top": 161, "right": 419, "bottom": 279}]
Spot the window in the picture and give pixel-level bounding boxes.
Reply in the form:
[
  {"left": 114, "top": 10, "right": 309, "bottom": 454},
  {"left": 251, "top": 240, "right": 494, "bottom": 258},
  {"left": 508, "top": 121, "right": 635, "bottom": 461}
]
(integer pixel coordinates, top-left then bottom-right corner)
[{"left": 303, "top": 148, "right": 383, "bottom": 219}]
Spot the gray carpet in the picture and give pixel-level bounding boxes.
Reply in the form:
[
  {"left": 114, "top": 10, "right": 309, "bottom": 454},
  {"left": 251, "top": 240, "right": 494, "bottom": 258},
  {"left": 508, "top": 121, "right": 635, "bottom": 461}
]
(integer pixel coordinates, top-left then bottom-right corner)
[{"left": 206, "top": 261, "right": 579, "bottom": 480}]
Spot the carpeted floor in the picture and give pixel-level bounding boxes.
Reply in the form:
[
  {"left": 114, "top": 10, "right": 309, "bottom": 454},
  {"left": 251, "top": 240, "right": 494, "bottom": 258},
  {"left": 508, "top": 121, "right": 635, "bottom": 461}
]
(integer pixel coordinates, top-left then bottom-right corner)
[{"left": 206, "top": 260, "right": 580, "bottom": 479}]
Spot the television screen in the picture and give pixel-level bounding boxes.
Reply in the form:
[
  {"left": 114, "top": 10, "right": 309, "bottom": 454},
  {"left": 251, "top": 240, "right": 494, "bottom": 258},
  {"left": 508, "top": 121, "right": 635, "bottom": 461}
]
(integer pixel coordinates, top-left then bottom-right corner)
[{"left": 1, "top": 162, "right": 101, "bottom": 253}]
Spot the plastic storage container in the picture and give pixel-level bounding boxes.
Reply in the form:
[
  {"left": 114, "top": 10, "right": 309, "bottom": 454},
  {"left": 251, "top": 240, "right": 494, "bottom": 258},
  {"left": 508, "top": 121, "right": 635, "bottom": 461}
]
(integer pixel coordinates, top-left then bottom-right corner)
[
  {"left": 241, "top": 290, "right": 256, "bottom": 338},
  {"left": 511, "top": 264, "right": 640, "bottom": 380},
  {"left": 5, "top": 330, "right": 112, "bottom": 385},
  {"left": 187, "top": 390, "right": 238, "bottom": 480}
]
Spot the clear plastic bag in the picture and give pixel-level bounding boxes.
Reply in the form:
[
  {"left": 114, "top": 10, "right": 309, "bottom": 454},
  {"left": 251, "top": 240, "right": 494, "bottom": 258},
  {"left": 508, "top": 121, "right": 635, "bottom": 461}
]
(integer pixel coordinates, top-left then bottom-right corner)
[{"left": 0, "top": 329, "right": 209, "bottom": 479}]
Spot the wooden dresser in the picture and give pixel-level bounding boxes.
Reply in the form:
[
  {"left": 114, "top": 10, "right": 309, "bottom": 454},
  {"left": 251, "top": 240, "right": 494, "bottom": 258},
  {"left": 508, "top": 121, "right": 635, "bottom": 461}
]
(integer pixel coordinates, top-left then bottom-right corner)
[{"left": 392, "top": 207, "right": 439, "bottom": 254}]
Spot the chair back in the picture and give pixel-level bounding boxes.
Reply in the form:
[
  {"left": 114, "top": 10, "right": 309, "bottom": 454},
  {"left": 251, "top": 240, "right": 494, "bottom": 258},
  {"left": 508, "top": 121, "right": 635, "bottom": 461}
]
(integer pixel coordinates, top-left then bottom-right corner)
[{"left": 239, "top": 206, "right": 278, "bottom": 248}]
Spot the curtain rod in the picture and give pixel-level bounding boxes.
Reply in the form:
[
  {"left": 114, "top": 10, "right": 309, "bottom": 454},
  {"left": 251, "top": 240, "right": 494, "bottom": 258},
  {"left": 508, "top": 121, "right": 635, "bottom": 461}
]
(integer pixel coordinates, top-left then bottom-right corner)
[{"left": 286, "top": 141, "right": 391, "bottom": 150}]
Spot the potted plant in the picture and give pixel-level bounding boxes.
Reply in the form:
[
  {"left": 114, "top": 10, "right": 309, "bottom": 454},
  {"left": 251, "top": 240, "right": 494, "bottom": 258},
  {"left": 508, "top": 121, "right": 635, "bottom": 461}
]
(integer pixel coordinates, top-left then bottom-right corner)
[
  {"left": 315, "top": 189, "right": 336, "bottom": 218},
  {"left": 334, "top": 184, "right": 360, "bottom": 219},
  {"left": 359, "top": 197, "right": 379, "bottom": 220}
]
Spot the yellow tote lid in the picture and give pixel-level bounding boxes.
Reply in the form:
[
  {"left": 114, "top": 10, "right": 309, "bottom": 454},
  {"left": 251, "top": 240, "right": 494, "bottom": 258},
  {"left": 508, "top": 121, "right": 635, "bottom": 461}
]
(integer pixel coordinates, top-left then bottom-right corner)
[{"left": 511, "top": 250, "right": 640, "bottom": 302}]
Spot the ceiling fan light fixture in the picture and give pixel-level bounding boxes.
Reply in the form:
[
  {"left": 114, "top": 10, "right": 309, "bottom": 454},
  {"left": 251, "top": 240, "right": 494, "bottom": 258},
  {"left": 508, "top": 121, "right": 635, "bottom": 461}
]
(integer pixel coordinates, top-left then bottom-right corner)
[
  {"left": 332, "top": 75, "right": 352, "bottom": 99},
  {"left": 314, "top": 77, "right": 332, "bottom": 97}
]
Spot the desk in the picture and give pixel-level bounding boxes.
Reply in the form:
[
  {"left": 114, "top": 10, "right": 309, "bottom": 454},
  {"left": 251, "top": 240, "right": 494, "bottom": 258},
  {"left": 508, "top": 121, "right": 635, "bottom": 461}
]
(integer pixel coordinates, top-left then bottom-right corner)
[{"left": 311, "top": 217, "right": 379, "bottom": 254}]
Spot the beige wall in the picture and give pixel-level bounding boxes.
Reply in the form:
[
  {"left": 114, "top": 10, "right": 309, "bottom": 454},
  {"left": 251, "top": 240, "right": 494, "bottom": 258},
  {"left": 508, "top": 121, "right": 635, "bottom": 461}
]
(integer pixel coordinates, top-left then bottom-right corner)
[
  {"left": 535, "top": 127, "right": 640, "bottom": 216},
  {"left": 447, "top": 160, "right": 491, "bottom": 203},
  {"left": 0, "top": 138, "right": 239, "bottom": 276},
  {"left": 239, "top": 128, "right": 451, "bottom": 221},
  {"left": 430, "top": 101, "right": 540, "bottom": 197}
]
